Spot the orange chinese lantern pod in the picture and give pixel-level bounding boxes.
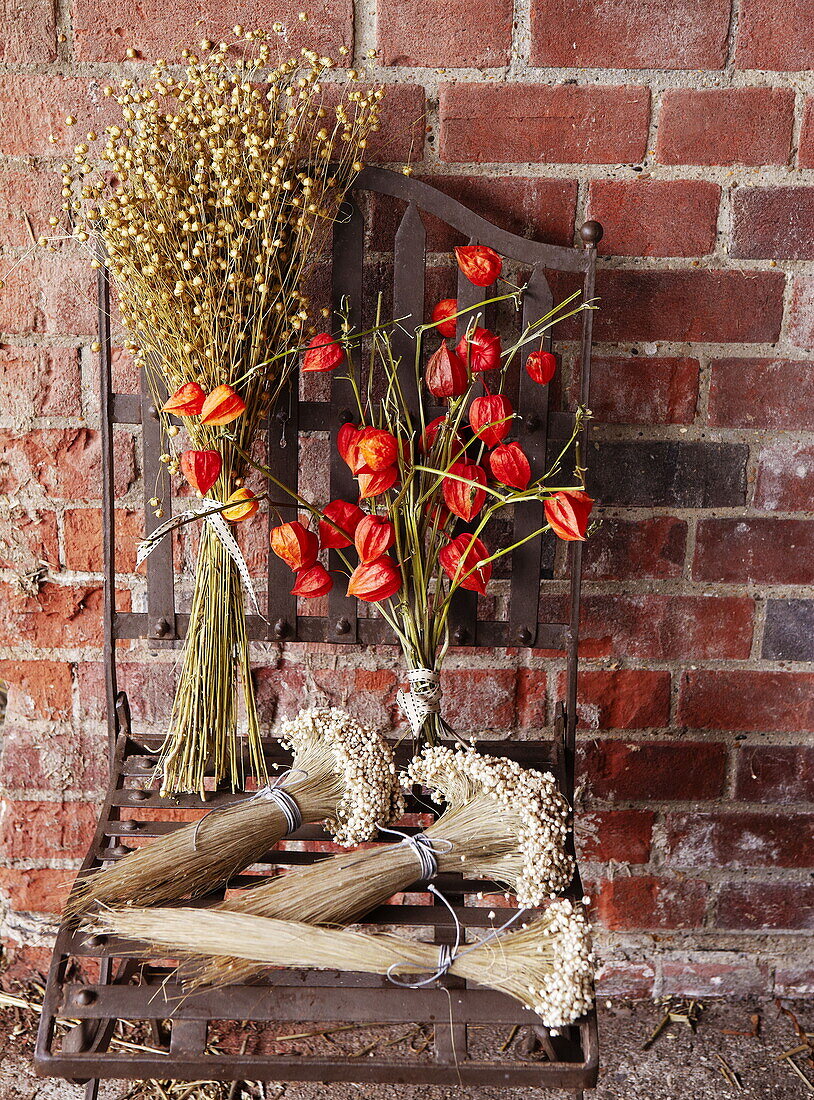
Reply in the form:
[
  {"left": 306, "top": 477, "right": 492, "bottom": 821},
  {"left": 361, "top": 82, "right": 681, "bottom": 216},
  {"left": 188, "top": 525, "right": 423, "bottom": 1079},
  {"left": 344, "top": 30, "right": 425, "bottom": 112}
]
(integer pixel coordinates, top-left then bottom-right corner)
[
  {"left": 357, "top": 428, "right": 399, "bottom": 472},
  {"left": 347, "top": 556, "right": 402, "bottom": 602},
  {"left": 291, "top": 563, "right": 334, "bottom": 598},
  {"left": 318, "top": 499, "right": 365, "bottom": 550},
  {"left": 425, "top": 500, "right": 453, "bottom": 529},
  {"left": 469, "top": 394, "right": 513, "bottom": 449},
  {"left": 354, "top": 514, "right": 396, "bottom": 563},
  {"left": 489, "top": 441, "right": 532, "bottom": 491},
  {"left": 357, "top": 464, "right": 398, "bottom": 500},
  {"left": 526, "top": 349, "right": 557, "bottom": 385},
  {"left": 162, "top": 381, "right": 206, "bottom": 417},
  {"left": 180, "top": 449, "right": 222, "bottom": 495},
  {"left": 425, "top": 342, "right": 468, "bottom": 399},
  {"left": 455, "top": 327, "right": 501, "bottom": 374},
  {"left": 454, "top": 244, "right": 503, "bottom": 287},
  {"left": 439, "top": 533, "right": 493, "bottom": 595},
  {"left": 544, "top": 489, "right": 594, "bottom": 542},
  {"left": 337, "top": 422, "right": 361, "bottom": 469},
  {"left": 442, "top": 459, "right": 487, "bottom": 521},
  {"left": 200, "top": 384, "right": 247, "bottom": 426},
  {"left": 223, "top": 487, "right": 259, "bottom": 522},
  {"left": 302, "top": 333, "right": 346, "bottom": 373},
  {"left": 270, "top": 520, "right": 319, "bottom": 570},
  {"left": 431, "top": 298, "right": 458, "bottom": 339}
]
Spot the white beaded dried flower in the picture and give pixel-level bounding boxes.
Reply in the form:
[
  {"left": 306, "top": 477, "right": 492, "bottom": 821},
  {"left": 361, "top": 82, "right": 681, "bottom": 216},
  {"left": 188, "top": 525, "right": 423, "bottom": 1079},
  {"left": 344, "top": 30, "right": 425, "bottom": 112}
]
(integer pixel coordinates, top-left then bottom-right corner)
[
  {"left": 524, "top": 899, "right": 595, "bottom": 1029},
  {"left": 279, "top": 706, "right": 404, "bottom": 846}
]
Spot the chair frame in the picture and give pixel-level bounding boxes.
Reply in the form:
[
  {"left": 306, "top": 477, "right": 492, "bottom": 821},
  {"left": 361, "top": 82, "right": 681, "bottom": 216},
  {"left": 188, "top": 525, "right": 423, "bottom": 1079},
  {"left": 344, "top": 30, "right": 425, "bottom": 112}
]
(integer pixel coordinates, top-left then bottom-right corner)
[{"left": 35, "top": 167, "right": 601, "bottom": 1096}]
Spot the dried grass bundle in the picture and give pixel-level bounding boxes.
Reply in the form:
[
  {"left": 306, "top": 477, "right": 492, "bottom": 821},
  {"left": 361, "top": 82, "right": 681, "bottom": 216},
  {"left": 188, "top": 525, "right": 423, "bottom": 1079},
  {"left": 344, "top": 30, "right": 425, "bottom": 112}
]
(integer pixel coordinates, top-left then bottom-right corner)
[
  {"left": 177, "top": 744, "right": 573, "bottom": 989},
  {"left": 91, "top": 898, "right": 594, "bottom": 1031},
  {"left": 61, "top": 29, "right": 382, "bottom": 795},
  {"left": 65, "top": 708, "right": 402, "bottom": 918}
]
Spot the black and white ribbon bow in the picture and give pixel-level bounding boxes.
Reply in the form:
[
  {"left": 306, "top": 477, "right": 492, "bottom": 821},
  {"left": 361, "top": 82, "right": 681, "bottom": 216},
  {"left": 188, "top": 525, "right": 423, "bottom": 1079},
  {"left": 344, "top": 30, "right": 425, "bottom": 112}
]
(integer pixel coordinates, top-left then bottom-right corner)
[{"left": 396, "top": 667, "right": 443, "bottom": 739}]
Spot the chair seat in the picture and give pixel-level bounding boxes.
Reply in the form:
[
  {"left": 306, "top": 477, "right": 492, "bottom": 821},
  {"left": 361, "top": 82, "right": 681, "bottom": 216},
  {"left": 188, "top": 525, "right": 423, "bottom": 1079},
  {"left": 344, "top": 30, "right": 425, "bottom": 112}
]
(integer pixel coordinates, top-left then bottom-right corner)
[{"left": 35, "top": 726, "right": 598, "bottom": 1089}]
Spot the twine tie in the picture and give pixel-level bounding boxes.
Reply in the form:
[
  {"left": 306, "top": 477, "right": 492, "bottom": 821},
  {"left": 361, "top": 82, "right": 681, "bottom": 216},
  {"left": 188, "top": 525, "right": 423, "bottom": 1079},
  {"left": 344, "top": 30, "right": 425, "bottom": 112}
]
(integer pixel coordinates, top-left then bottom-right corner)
[
  {"left": 376, "top": 825, "right": 453, "bottom": 886},
  {"left": 192, "top": 768, "right": 306, "bottom": 852},
  {"left": 396, "top": 668, "right": 443, "bottom": 739}
]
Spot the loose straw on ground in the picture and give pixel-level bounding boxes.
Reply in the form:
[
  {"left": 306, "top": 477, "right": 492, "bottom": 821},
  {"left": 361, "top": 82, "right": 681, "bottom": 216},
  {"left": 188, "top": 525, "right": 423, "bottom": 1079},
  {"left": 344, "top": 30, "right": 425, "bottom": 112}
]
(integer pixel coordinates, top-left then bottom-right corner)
[
  {"left": 92, "top": 898, "right": 594, "bottom": 1031},
  {"left": 149, "top": 744, "right": 574, "bottom": 989},
  {"left": 65, "top": 708, "right": 403, "bottom": 918}
]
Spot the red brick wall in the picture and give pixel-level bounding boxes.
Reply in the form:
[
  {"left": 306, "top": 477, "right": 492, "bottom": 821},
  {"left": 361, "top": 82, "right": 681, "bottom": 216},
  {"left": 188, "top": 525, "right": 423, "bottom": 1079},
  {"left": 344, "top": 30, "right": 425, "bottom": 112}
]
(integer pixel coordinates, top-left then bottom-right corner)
[{"left": 1, "top": 0, "right": 813, "bottom": 999}]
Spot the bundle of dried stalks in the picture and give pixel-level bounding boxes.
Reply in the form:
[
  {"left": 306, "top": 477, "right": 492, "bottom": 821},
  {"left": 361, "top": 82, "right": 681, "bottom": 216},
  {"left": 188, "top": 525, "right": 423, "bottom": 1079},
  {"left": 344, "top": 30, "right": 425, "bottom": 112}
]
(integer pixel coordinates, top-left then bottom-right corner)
[
  {"left": 92, "top": 898, "right": 594, "bottom": 1031},
  {"left": 166, "top": 744, "right": 574, "bottom": 989},
  {"left": 65, "top": 708, "right": 402, "bottom": 918}
]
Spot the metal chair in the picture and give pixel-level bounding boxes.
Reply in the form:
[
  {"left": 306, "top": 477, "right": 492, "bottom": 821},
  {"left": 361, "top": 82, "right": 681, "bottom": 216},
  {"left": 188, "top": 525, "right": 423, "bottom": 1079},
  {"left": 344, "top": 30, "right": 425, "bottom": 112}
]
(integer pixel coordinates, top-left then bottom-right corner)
[{"left": 35, "top": 167, "right": 602, "bottom": 1096}]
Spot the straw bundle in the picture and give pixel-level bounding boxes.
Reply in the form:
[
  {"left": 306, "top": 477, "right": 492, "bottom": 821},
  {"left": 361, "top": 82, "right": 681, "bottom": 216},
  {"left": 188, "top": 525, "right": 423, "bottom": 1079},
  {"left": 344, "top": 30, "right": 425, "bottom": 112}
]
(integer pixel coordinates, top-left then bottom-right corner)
[
  {"left": 91, "top": 898, "right": 594, "bottom": 1031},
  {"left": 174, "top": 744, "right": 574, "bottom": 989},
  {"left": 60, "top": 29, "right": 383, "bottom": 795},
  {"left": 65, "top": 708, "right": 402, "bottom": 918}
]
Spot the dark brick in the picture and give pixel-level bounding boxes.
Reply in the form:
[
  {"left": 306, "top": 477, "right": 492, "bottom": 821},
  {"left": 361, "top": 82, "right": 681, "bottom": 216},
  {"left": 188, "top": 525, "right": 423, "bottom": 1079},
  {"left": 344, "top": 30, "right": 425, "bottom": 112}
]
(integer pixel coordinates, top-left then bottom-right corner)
[
  {"left": 665, "top": 812, "right": 814, "bottom": 868},
  {"left": 593, "top": 876, "right": 709, "bottom": 930},
  {"left": 588, "top": 441, "right": 748, "bottom": 508},
  {"left": 735, "top": 745, "right": 814, "bottom": 803},
  {"left": 678, "top": 671, "right": 814, "bottom": 732},
  {"left": 587, "top": 356, "right": 700, "bottom": 425},
  {"left": 763, "top": 601, "right": 814, "bottom": 661},
  {"left": 563, "top": 669, "right": 671, "bottom": 730},
  {"left": 694, "top": 519, "right": 814, "bottom": 584},
  {"left": 580, "top": 739, "right": 727, "bottom": 801},
  {"left": 755, "top": 440, "right": 814, "bottom": 511},
  {"left": 582, "top": 516, "right": 688, "bottom": 580},
  {"left": 577, "top": 810, "right": 654, "bottom": 864},
  {"left": 656, "top": 88, "right": 795, "bottom": 167},
  {"left": 662, "top": 958, "right": 770, "bottom": 998},
  {"left": 587, "top": 180, "right": 720, "bottom": 257},
  {"left": 732, "top": 186, "right": 814, "bottom": 259},
  {"left": 378, "top": 0, "right": 512, "bottom": 66},
  {"left": 716, "top": 883, "right": 814, "bottom": 930},
  {"left": 709, "top": 358, "right": 814, "bottom": 429}
]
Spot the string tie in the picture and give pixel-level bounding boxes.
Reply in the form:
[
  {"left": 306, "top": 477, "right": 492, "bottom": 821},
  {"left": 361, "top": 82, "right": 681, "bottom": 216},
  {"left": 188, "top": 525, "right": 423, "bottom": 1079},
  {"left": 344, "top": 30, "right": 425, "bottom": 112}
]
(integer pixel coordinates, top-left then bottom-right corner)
[
  {"left": 376, "top": 825, "right": 453, "bottom": 886},
  {"left": 192, "top": 768, "right": 306, "bottom": 852}
]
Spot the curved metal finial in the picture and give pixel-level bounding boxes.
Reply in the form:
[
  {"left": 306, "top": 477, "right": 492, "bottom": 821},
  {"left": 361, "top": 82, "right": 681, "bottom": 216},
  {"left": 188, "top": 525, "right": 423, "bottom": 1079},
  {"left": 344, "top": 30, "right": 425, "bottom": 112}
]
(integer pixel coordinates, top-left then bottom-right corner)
[{"left": 579, "top": 220, "right": 604, "bottom": 247}]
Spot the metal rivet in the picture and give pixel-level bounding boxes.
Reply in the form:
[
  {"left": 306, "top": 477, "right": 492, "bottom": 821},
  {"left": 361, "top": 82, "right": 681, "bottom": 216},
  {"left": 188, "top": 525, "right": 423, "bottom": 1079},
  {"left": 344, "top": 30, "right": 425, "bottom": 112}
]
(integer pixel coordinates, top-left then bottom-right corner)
[
  {"left": 335, "top": 617, "right": 350, "bottom": 636},
  {"left": 109, "top": 844, "right": 130, "bottom": 857},
  {"left": 452, "top": 627, "right": 468, "bottom": 645},
  {"left": 152, "top": 618, "right": 170, "bottom": 638},
  {"left": 130, "top": 789, "right": 149, "bottom": 801},
  {"left": 580, "top": 220, "right": 604, "bottom": 246},
  {"left": 84, "top": 934, "right": 106, "bottom": 948},
  {"left": 517, "top": 626, "right": 533, "bottom": 645},
  {"left": 273, "top": 618, "right": 290, "bottom": 640},
  {"left": 338, "top": 409, "right": 354, "bottom": 424},
  {"left": 119, "top": 820, "right": 141, "bottom": 833},
  {"left": 75, "top": 989, "right": 96, "bottom": 1006},
  {"left": 147, "top": 404, "right": 160, "bottom": 421}
]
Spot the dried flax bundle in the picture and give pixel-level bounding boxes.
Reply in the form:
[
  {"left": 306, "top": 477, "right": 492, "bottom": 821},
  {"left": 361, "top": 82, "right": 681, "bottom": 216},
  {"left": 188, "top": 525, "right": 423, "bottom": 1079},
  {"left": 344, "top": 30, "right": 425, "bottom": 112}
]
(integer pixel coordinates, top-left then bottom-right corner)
[
  {"left": 65, "top": 708, "right": 403, "bottom": 918},
  {"left": 93, "top": 898, "right": 594, "bottom": 1031},
  {"left": 165, "top": 744, "right": 574, "bottom": 989},
  {"left": 61, "top": 30, "right": 383, "bottom": 795}
]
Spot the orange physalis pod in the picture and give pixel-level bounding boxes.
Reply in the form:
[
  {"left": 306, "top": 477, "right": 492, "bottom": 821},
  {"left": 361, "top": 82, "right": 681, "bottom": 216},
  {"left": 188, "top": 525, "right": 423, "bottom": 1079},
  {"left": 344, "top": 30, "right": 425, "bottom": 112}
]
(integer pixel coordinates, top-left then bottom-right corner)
[
  {"left": 200, "top": 384, "right": 247, "bottom": 426},
  {"left": 357, "top": 465, "right": 398, "bottom": 500},
  {"left": 454, "top": 244, "right": 503, "bottom": 288},
  {"left": 270, "top": 520, "right": 319, "bottom": 570},
  {"left": 431, "top": 298, "right": 458, "bottom": 338},
  {"left": 318, "top": 500, "right": 365, "bottom": 550},
  {"left": 357, "top": 428, "right": 399, "bottom": 472},
  {"left": 347, "top": 556, "right": 402, "bottom": 602},
  {"left": 425, "top": 342, "right": 468, "bottom": 398},
  {"left": 525, "top": 350, "right": 557, "bottom": 385},
  {"left": 354, "top": 514, "right": 396, "bottom": 564},
  {"left": 162, "top": 381, "right": 206, "bottom": 417},
  {"left": 291, "top": 563, "right": 334, "bottom": 597},
  {"left": 180, "top": 449, "right": 222, "bottom": 495},
  {"left": 442, "top": 460, "right": 487, "bottom": 521},
  {"left": 469, "top": 394, "right": 513, "bottom": 449},
  {"left": 455, "top": 327, "right": 501, "bottom": 373},
  {"left": 544, "top": 490, "right": 594, "bottom": 541},
  {"left": 489, "top": 441, "right": 532, "bottom": 490},
  {"left": 439, "top": 534, "right": 492, "bottom": 595},
  {"left": 302, "top": 333, "right": 345, "bottom": 373},
  {"left": 222, "top": 487, "right": 259, "bottom": 522}
]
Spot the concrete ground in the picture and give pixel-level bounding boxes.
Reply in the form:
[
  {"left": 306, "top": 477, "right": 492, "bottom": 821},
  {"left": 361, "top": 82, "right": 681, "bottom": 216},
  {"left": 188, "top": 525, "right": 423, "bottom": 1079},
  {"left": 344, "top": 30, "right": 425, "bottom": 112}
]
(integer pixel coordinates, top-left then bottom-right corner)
[{"left": 1, "top": 994, "right": 813, "bottom": 1099}]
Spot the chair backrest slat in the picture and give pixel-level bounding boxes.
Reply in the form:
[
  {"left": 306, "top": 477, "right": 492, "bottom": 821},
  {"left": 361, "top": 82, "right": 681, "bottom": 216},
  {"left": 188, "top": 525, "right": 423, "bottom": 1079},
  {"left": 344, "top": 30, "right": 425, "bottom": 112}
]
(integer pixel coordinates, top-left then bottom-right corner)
[
  {"left": 391, "top": 202, "right": 426, "bottom": 419},
  {"left": 140, "top": 368, "right": 176, "bottom": 643}
]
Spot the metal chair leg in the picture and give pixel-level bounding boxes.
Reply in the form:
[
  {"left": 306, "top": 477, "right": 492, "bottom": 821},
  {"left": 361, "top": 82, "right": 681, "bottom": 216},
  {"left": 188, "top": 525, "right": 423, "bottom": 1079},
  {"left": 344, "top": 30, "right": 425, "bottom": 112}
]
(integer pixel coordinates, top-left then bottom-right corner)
[{"left": 84, "top": 1079, "right": 100, "bottom": 1100}]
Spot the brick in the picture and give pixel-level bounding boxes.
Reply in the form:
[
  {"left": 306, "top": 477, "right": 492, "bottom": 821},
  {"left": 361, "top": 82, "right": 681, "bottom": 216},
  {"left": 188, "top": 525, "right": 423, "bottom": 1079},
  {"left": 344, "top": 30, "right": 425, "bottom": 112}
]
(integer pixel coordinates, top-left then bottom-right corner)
[
  {"left": 0, "top": 168, "right": 62, "bottom": 250},
  {"left": 71, "top": 0, "right": 353, "bottom": 61},
  {"left": 587, "top": 180, "right": 720, "bottom": 257},
  {"left": 580, "top": 740, "right": 727, "bottom": 801},
  {"left": 530, "top": 0, "right": 730, "bottom": 69},
  {"left": 0, "top": 800, "right": 96, "bottom": 860},
  {"left": 576, "top": 810, "right": 654, "bottom": 864},
  {"left": 375, "top": 176, "right": 578, "bottom": 253},
  {"left": 734, "top": 186, "right": 814, "bottom": 261},
  {"left": 693, "top": 519, "right": 814, "bottom": 584},
  {"left": 0, "top": 717, "right": 107, "bottom": 795},
  {"left": 735, "top": 0, "right": 814, "bottom": 71},
  {"left": 561, "top": 669, "right": 671, "bottom": 730},
  {"left": 361, "top": 85, "right": 426, "bottom": 164},
  {"left": 678, "top": 671, "right": 814, "bottom": 732},
  {"left": 582, "top": 516, "right": 687, "bottom": 580},
  {"left": 775, "top": 965, "right": 814, "bottom": 997},
  {"left": 588, "top": 441, "right": 748, "bottom": 508},
  {"left": 656, "top": 88, "right": 795, "bottom": 166},
  {"left": 0, "top": 581, "right": 105, "bottom": 648},
  {"left": 0, "top": 868, "right": 72, "bottom": 914},
  {"left": 661, "top": 957, "right": 769, "bottom": 998},
  {"left": 0, "top": 254, "right": 97, "bottom": 335},
  {"left": 763, "top": 601, "right": 814, "bottom": 662},
  {"left": 788, "top": 276, "right": 814, "bottom": 349},
  {"left": 573, "top": 594, "right": 754, "bottom": 660},
  {"left": 0, "top": 347, "right": 81, "bottom": 420},
  {"left": 799, "top": 96, "right": 814, "bottom": 168},
  {"left": 0, "top": 0, "right": 55, "bottom": 60},
  {"left": 734, "top": 745, "right": 814, "bottom": 803},
  {"left": 0, "top": 660, "right": 72, "bottom": 720},
  {"left": 75, "top": 661, "right": 176, "bottom": 726},
  {"left": 755, "top": 440, "right": 814, "bottom": 511},
  {"left": 439, "top": 83, "right": 650, "bottom": 164},
  {"left": 594, "top": 960, "right": 656, "bottom": 997},
  {"left": 716, "top": 883, "right": 814, "bottom": 930},
  {"left": 378, "top": 0, "right": 512, "bottom": 66},
  {"left": 254, "top": 665, "right": 401, "bottom": 730},
  {"left": 709, "top": 358, "right": 814, "bottom": 429},
  {"left": 593, "top": 876, "right": 709, "bottom": 930},
  {"left": 0, "top": 76, "right": 114, "bottom": 156},
  {"left": 0, "top": 509, "right": 59, "bottom": 572},
  {"left": 63, "top": 508, "right": 142, "bottom": 573},
  {"left": 516, "top": 668, "right": 547, "bottom": 727},
  {"left": 587, "top": 356, "right": 700, "bottom": 424},
  {"left": 440, "top": 668, "right": 517, "bottom": 730},
  {"left": 0, "top": 429, "right": 135, "bottom": 500},
  {"left": 665, "top": 812, "right": 814, "bottom": 868}
]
